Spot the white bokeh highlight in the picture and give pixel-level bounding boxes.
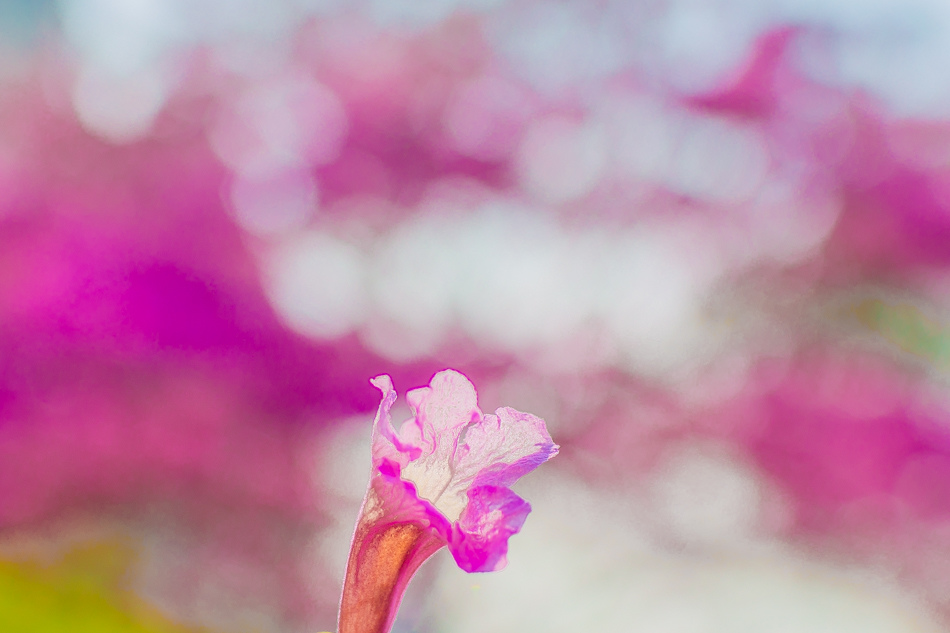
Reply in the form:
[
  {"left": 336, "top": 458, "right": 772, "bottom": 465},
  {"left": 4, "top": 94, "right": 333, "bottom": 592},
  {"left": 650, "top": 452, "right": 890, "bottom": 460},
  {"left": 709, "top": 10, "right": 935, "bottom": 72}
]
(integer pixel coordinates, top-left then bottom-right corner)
[
  {"left": 262, "top": 190, "right": 842, "bottom": 379},
  {"left": 229, "top": 171, "right": 319, "bottom": 236},
  {"left": 210, "top": 75, "right": 349, "bottom": 178},
  {"left": 265, "top": 231, "right": 368, "bottom": 338},
  {"left": 516, "top": 116, "right": 608, "bottom": 204},
  {"left": 72, "top": 64, "right": 171, "bottom": 143}
]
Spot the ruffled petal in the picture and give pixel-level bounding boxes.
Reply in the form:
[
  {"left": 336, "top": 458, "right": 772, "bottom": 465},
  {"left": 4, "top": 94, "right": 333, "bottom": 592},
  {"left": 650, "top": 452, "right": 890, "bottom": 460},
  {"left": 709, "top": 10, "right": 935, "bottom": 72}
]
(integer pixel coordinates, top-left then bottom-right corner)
[
  {"left": 341, "top": 370, "right": 557, "bottom": 633},
  {"left": 406, "top": 369, "right": 479, "bottom": 438},
  {"left": 367, "top": 370, "right": 557, "bottom": 558},
  {"left": 449, "top": 485, "right": 532, "bottom": 572},
  {"left": 397, "top": 371, "right": 481, "bottom": 515},
  {"left": 436, "top": 405, "right": 559, "bottom": 521},
  {"left": 370, "top": 375, "right": 421, "bottom": 467},
  {"left": 372, "top": 370, "right": 558, "bottom": 524}
]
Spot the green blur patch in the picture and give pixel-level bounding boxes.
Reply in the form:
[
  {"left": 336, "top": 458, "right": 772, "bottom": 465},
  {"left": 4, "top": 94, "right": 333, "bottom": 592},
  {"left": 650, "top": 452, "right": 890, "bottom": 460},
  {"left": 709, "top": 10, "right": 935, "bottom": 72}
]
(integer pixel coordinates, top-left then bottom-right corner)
[
  {"left": 855, "top": 298, "right": 950, "bottom": 363},
  {"left": 0, "top": 540, "right": 202, "bottom": 633}
]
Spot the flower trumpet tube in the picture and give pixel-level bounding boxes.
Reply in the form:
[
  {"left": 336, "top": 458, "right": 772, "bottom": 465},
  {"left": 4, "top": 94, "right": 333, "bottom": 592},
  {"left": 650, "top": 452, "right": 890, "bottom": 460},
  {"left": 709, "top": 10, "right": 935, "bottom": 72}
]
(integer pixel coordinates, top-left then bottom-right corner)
[{"left": 338, "top": 370, "right": 559, "bottom": 633}]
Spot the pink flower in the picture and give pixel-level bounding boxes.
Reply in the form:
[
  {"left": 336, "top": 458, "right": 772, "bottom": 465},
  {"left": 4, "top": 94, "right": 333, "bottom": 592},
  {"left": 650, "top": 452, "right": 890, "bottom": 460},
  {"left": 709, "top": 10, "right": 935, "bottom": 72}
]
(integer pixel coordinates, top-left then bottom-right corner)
[{"left": 338, "top": 369, "right": 558, "bottom": 633}]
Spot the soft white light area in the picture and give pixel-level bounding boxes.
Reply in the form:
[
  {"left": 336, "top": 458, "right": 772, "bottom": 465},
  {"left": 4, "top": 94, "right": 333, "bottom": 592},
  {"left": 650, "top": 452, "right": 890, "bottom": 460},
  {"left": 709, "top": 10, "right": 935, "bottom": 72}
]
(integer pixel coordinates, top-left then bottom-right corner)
[
  {"left": 211, "top": 38, "right": 296, "bottom": 79},
  {"left": 697, "top": 174, "right": 841, "bottom": 274},
  {"left": 57, "top": 0, "right": 950, "bottom": 120},
  {"left": 72, "top": 64, "right": 170, "bottom": 143},
  {"left": 516, "top": 115, "right": 608, "bottom": 204},
  {"left": 598, "top": 95, "right": 769, "bottom": 203},
  {"left": 489, "top": 0, "right": 950, "bottom": 110},
  {"left": 135, "top": 522, "right": 289, "bottom": 633},
  {"left": 369, "top": 214, "right": 459, "bottom": 336},
  {"left": 365, "top": 0, "right": 460, "bottom": 29},
  {"left": 265, "top": 231, "right": 368, "bottom": 338},
  {"left": 486, "top": 0, "right": 950, "bottom": 115},
  {"left": 449, "top": 206, "right": 592, "bottom": 350},
  {"left": 262, "top": 195, "right": 833, "bottom": 376},
  {"left": 229, "top": 171, "right": 318, "bottom": 236},
  {"left": 365, "top": 204, "right": 598, "bottom": 355},
  {"left": 488, "top": 2, "right": 629, "bottom": 93},
  {"left": 183, "top": 0, "right": 297, "bottom": 42},
  {"left": 432, "top": 471, "right": 940, "bottom": 633},
  {"left": 309, "top": 421, "right": 373, "bottom": 582},
  {"left": 210, "top": 75, "right": 348, "bottom": 178},
  {"left": 596, "top": 223, "right": 722, "bottom": 374},
  {"left": 831, "top": 29, "right": 950, "bottom": 119},
  {"left": 361, "top": 214, "right": 460, "bottom": 360},
  {"left": 600, "top": 93, "right": 678, "bottom": 185},
  {"left": 444, "top": 75, "right": 532, "bottom": 162},
  {"left": 59, "top": 0, "right": 183, "bottom": 75},
  {"left": 651, "top": 0, "right": 770, "bottom": 93},
  {"left": 361, "top": 201, "right": 727, "bottom": 376},
  {"left": 359, "top": 316, "right": 449, "bottom": 363},
  {"left": 650, "top": 442, "right": 764, "bottom": 546},
  {"left": 293, "top": 0, "right": 346, "bottom": 15},
  {"left": 315, "top": 423, "right": 373, "bottom": 505},
  {"left": 489, "top": 0, "right": 774, "bottom": 94},
  {"left": 730, "top": 179, "right": 841, "bottom": 266},
  {"left": 362, "top": 0, "right": 507, "bottom": 29},
  {"left": 667, "top": 113, "right": 770, "bottom": 203},
  {"left": 779, "top": 0, "right": 950, "bottom": 117}
]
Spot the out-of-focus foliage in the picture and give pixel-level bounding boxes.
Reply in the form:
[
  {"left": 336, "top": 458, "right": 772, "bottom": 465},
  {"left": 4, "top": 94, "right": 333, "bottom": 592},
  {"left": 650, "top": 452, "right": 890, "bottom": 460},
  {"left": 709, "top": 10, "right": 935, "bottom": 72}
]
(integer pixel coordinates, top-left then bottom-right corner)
[{"left": 0, "top": 541, "right": 198, "bottom": 633}]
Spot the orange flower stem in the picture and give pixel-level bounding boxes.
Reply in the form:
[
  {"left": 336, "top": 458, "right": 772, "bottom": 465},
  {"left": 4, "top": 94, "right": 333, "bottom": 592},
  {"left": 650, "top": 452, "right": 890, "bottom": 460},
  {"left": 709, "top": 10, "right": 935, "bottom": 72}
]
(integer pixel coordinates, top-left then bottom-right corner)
[{"left": 338, "top": 515, "right": 445, "bottom": 633}]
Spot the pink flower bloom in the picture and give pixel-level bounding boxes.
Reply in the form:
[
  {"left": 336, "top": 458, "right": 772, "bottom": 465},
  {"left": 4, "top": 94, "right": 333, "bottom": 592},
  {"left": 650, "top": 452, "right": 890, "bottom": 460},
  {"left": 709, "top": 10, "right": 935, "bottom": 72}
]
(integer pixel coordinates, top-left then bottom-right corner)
[{"left": 338, "top": 369, "right": 558, "bottom": 633}]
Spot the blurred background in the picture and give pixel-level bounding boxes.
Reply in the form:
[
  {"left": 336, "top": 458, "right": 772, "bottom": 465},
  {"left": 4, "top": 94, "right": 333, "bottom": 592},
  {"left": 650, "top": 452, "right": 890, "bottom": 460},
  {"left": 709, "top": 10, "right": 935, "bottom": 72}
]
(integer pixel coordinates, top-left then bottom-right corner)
[{"left": 2, "top": 0, "right": 950, "bottom": 631}]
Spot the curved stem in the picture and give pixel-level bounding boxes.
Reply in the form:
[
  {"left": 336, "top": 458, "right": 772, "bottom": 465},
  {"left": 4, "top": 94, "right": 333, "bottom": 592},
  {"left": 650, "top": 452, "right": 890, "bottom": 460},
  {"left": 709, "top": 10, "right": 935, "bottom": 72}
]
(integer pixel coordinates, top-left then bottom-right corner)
[{"left": 338, "top": 514, "right": 444, "bottom": 633}]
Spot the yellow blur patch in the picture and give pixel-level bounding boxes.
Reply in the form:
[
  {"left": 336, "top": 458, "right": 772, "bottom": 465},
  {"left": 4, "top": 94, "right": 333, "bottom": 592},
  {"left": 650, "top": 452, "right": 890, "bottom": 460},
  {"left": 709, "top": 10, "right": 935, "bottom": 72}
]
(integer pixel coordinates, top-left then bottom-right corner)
[{"left": 0, "top": 539, "right": 203, "bottom": 633}]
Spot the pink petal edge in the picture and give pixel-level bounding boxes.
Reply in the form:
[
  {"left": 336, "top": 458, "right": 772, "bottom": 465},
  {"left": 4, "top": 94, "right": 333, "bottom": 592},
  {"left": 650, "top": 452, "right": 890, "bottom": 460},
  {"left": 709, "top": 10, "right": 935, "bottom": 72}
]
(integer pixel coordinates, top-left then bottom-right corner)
[{"left": 369, "top": 370, "right": 558, "bottom": 572}]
